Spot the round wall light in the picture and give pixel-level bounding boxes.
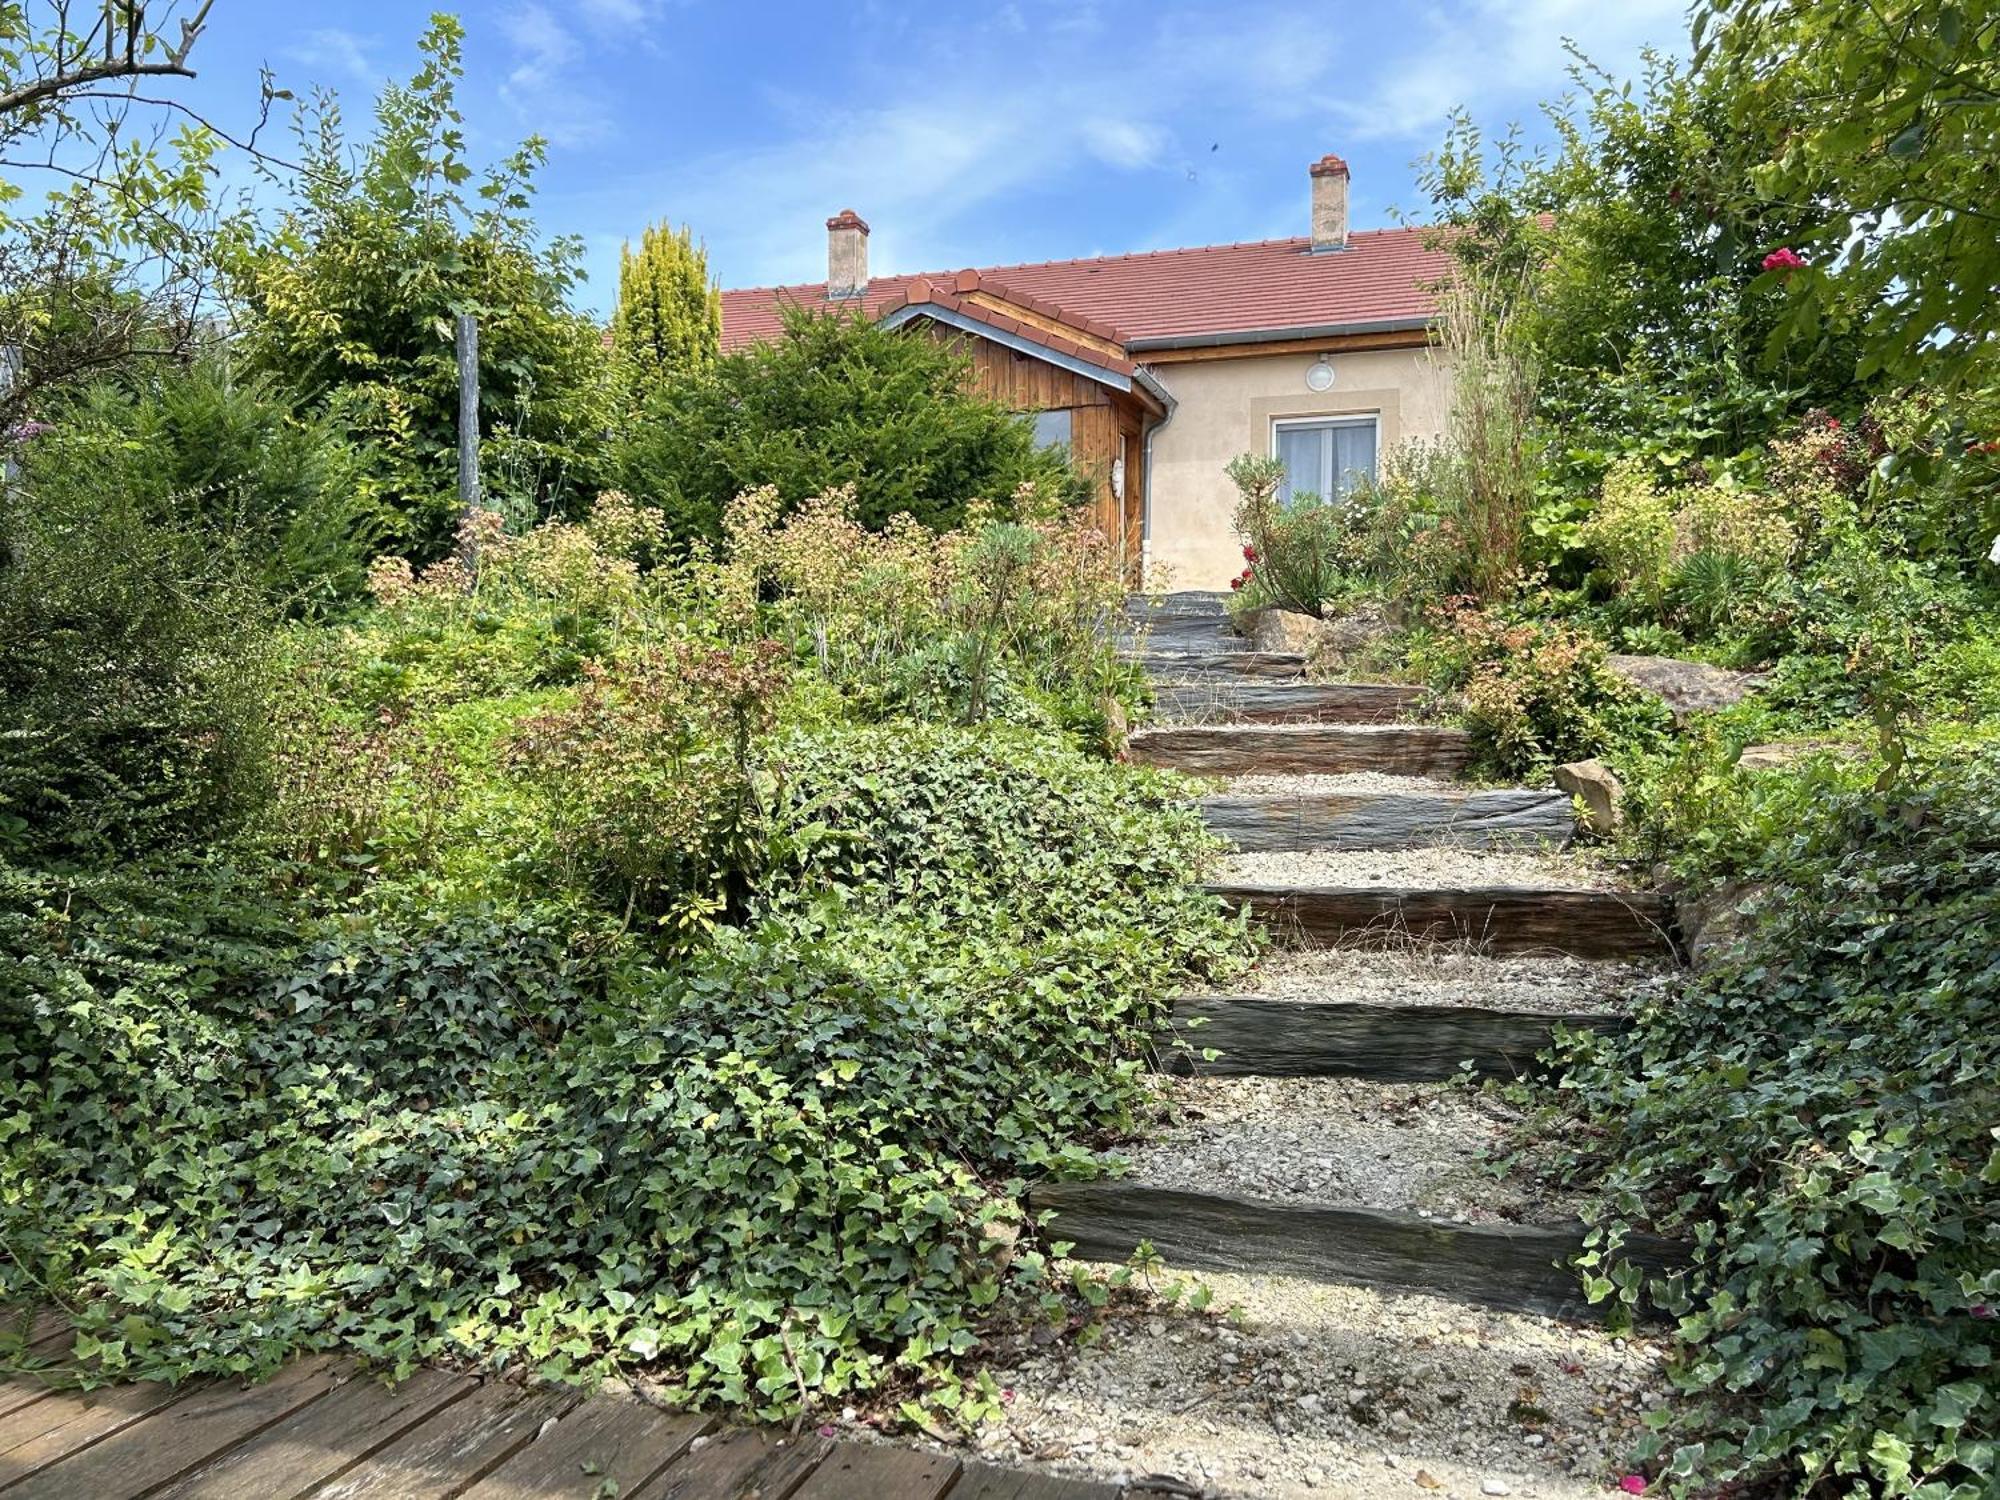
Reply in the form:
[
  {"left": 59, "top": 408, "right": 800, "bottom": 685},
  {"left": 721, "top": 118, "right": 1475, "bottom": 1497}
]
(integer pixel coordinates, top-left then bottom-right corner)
[{"left": 1304, "top": 358, "right": 1336, "bottom": 392}]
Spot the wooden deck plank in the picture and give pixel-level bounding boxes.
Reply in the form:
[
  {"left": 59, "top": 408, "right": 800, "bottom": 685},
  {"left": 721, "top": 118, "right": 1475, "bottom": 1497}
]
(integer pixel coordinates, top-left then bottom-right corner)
[
  {"left": 633, "top": 1427, "right": 832, "bottom": 1500},
  {"left": 309, "top": 1381, "right": 578, "bottom": 1500},
  {"left": 5, "top": 1355, "right": 344, "bottom": 1500},
  {"left": 154, "top": 1366, "right": 476, "bottom": 1500},
  {"left": 790, "top": 1443, "right": 958, "bottom": 1499},
  {"left": 947, "top": 1460, "right": 1122, "bottom": 1498},
  {"left": 458, "top": 1396, "right": 710, "bottom": 1500},
  {"left": 0, "top": 1376, "right": 194, "bottom": 1488}
]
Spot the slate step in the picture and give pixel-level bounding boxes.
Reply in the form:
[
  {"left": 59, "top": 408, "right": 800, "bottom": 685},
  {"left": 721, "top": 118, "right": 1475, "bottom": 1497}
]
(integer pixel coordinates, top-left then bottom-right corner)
[
  {"left": 1208, "top": 882, "right": 1676, "bottom": 960},
  {"left": 1203, "top": 785, "right": 1571, "bottom": 851},
  {"left": 1029, "top": 1181, "right": 1686, "bottom": 1320},
  {"left": 1118, "top": 613, "right": 1247, "bottom": 653},
  {"left": 1152, "top": 680, "right": 1426, "bottom": 725},
  {"left": 1123, "top": 590, "right": 1230, "bottom": 620},
  {"left": 1129, "top": 723, "right": 1472, "bottom": 777},
  {"left": 1163, "top": 995, "right": 1629, "bottom": 1080},
  {"left": 1126, "top": 649, "right": 1306, "bottom": 681}
]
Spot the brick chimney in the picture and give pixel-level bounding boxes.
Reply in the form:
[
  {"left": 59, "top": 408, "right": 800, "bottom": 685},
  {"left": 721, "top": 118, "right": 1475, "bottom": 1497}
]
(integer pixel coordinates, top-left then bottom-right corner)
[
  {"left": 826, "top": 209, "right": 870, "bottom": 299},
  {"left": 1309, "top": 154, "right": 1349, "bottom": 253}
]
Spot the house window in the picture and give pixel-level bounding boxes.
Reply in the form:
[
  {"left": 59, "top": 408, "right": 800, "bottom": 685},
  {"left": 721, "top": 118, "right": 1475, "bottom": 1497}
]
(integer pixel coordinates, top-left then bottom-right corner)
[
  {"left": 1272, "top": 416, "right": 1378, "bottom": 504},
  {"left": 1029, "top": 408, "right": 1073, "bottom": 451}
]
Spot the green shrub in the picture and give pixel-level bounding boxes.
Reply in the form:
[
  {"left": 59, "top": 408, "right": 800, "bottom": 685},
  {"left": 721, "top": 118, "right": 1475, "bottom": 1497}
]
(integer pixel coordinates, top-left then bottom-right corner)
[
  {"left": 0, "top": 474, "right": 276, "bottom": 862},
  {"left": 1420, "top": 599, "right": 1670, "bottom": 779},
  {"left": 1551, "top": 749, "right": 2000, "bottom": 1498},
  {"left": 0, "top": 729, "right": 1245, "bottom": 1416},
  {"left": 612, "top": 305, "right": 1087, "bottom": 543},
  {"left": 1223, "top": 454, "right": 1368, "bottom": 617},
  {"left": 18, "top": 363, "right": 379, "bottom": 615}
]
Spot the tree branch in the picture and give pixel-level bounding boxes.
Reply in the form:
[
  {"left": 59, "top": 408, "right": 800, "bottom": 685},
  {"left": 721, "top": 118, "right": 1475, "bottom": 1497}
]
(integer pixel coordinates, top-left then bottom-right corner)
[{"left": 0, "top": 58, "right": 194, "bottom": 118}]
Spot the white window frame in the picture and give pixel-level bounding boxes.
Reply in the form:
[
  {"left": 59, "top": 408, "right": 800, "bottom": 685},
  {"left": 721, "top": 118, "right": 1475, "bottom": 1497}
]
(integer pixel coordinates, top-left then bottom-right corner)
[{"left": 1270, "top": 414, "right": 1380, "bottom": 503}]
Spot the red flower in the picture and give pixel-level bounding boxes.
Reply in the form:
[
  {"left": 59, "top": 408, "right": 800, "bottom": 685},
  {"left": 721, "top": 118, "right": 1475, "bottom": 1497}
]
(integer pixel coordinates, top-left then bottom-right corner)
[
  {"left": 1762, "top": 247, "right": 1806, "bottom": 272},
  {"left": 1242, "top": 544, "right": 1259, "bottom": 562},
  {"left": 1229, "top": 575, "right": 1244, "bottom": 591},
  {"left": 1968, "top": 440, "right": 2000, "bottom": 456}
]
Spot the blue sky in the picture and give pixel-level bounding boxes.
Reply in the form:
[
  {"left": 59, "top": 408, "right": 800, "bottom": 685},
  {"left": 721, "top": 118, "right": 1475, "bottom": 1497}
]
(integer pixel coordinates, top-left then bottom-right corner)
[{"left": 167, "top": 1, "right": 1691, "bottom": 315}]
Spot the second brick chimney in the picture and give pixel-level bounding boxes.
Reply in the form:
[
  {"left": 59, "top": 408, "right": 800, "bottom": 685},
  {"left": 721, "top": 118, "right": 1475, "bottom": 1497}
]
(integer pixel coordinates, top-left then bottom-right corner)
[
  {"left": 1309, "top": 154, "right": 1349, "bottom": 253},
  {"left": 826, "top": 209, "right": 870, "bottom": 299}
]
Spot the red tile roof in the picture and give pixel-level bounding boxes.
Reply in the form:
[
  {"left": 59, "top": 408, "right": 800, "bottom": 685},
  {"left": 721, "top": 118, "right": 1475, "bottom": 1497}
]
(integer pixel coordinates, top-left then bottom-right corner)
[
  {"left": 720, "top": 226, "right": 1446, "bottom": 353},
  {"left": 876, "top": 270, "right": 1137, "bottom": 376}
]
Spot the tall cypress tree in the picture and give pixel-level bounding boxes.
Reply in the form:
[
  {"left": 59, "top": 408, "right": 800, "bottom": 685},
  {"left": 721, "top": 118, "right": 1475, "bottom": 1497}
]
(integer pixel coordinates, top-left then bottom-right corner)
[{"left": 612, "top": 222, "right": 722, "bottom": 400}]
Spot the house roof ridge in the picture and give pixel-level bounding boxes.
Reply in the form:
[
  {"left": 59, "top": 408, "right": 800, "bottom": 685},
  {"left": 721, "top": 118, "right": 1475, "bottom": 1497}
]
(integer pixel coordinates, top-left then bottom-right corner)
[{"left": 718, "top": 223, "right": 1434, "bottom": 301}]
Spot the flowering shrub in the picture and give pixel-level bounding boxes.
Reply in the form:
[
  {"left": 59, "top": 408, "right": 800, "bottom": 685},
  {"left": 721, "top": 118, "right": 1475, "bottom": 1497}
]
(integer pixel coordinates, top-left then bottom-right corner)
[
  {"left": 721, "top": 482, "right": 1131, "bottom": 726},
  {"left": 1223, "top": 453, "right": 1371, "bottom": 618},
  {"left": 507, "top": 640, "right": 789, "bottom": 934},
  {"left": 1422, "top": 599, "right": 1670, "bottom": 778}
]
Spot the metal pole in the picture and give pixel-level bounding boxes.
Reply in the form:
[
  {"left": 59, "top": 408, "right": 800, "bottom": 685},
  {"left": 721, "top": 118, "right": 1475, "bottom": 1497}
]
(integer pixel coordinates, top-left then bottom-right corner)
[
  {"left": 455, "top": 312, "right": 480, "bottom": 513},
  {"left": 0, "top": 344, "right": 20, "bottom": 488}
]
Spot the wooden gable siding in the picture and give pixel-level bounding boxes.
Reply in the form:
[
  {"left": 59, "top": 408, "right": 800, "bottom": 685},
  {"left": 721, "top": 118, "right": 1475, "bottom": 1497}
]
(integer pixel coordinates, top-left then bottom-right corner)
[{"left": 933, "top": 330, "right": 1142, "bottom": 577}]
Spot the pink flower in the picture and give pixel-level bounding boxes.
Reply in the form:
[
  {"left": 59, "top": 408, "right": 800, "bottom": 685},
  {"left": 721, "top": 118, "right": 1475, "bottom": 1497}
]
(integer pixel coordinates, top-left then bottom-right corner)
[
  {"left": 1971, "top": 1304, "right": 1995, "bottom": 1320},
  {"left": 1762, "top": 247, "right": 1806, "bottom": 272},
  {"left": 1000, "top": 1387, "right": 1016, "bottom": 1404},
  {"left": 817, "top": 1424, "right": 837, "bottom": 1437},
  {"left": 1617, "top": 1477, "right": 1648, "bottom": 1495}
]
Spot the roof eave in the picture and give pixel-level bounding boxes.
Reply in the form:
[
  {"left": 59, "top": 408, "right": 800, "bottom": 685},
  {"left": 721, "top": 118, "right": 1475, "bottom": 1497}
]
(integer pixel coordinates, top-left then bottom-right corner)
[
  {"left": 879, "top": 302, "right": 1139, "bottom": 391},
  {"left": 1123, "top": 315, "right": 1435, "bottom": 353}
]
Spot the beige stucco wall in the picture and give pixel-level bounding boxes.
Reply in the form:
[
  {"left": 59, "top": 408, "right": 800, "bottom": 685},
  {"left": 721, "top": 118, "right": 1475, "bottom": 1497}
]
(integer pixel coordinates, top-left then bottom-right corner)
[{"left": 1142, "top": 345, "right": 1450, "bottom": 591}]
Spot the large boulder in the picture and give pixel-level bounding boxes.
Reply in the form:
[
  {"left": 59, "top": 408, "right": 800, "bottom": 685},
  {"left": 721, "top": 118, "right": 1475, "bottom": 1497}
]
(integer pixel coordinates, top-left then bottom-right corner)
[
  {"left": 1737, "top": 740, "right": 1863, "bottom": 771},
  {"left": 1678, "top": 880, "right": 1774, "bottom": 971},
  {"left": 1316, "top": 601, "right": 1391, "bottom": 666},
  {"left": 1606, "top": 654, "right": 1767, "bottom": 719},
  {"left": 1247, "top": 606, "right": 1321, "bottom": 655},
  {"left": 1554, "top": 758, "right": 1624, "bottom": 836}
]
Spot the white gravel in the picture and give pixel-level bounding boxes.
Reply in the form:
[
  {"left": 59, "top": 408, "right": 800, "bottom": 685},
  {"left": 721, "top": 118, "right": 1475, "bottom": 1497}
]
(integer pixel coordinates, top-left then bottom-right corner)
[
  {"left": 1222, "top": 849, "right": 1626, "bottom": 892},
  {"left": 1122, "top": 1078, "right": 1578, "bottom": 1225},
  {"left": 1221, "top": 771, "right": 1461, "bottom": 797},
  {"left": 1237, "top": 949, "right": 1674, "bottom": 1016},
  {"left": 956, "top": 1270, "right": 1668, "bottom": 1499}
]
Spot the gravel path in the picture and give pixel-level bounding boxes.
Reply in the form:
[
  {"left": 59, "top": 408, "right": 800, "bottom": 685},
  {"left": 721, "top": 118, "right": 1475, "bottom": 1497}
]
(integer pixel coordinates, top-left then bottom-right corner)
[
  {"left": 1222, "top": 771, "right": 1461, "bottom": 797},
  {"left": 958, "top": 1271, "right": 1667, "bottom": 1499},
  {"left": 1237, "top": 949, "right": 1674, "bottom": 1015},
  {"left": 1122, "top": 1078, "right": 1579, "bottom": 1224},
  {"left": 1221, "top": 848, "right": 1626, "bottom": 891}
]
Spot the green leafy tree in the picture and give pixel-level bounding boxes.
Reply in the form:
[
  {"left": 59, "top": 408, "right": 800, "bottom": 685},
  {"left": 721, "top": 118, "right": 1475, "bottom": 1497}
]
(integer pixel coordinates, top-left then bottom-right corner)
[
  {"left": 237, "top": 15, "right": 609, "bottom": 560},
  {"left": 1418, "top": 51, "right": 1864, "bottom": 505},
  {"left": 0, "top": 2, "right": 241, "bottom": 420},
  {"left": 611, "top": 220, "right": 720, "bottom": 400},
  {"left": 1703, "top": 0, "right": 2000, "bottom": 395},
  {"left": 614, "top": 303, "right": 1088, "bottom": 542}
]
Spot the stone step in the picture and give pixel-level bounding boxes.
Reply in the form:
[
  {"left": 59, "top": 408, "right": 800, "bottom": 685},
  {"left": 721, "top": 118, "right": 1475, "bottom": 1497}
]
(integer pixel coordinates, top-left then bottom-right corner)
[
  {"left": 1029, "top": 1180, "right": 1684, "bottom": 1320},
  {"left": 1129, "top": 723, "right": 1471, "bottom": 777},
  {"left": 1117, "top": 613, "right": 1247, "bottom": 653},
  {"left": 1202, "top": 783, "right": 1571, "bottom": 851},
  {"left": 1209, "top": 882, "right": 1676, "bottom": 960},
  {"left": 1163, "top": 995, "right": 1630, "bottom": 1080},
  {"left": 1123, "top": 590, "right": 1230, "bottom": 620},
  {"left": 1125, "top": 649, "right": 1305, "bottom": 681},
  {"left": 1152, "top": 680, "right": 1426, "bottom": 725}
]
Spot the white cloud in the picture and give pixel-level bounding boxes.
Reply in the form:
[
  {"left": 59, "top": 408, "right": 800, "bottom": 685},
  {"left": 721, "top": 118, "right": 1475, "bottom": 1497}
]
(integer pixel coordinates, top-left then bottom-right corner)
[
  {"left": 1082, "top": 118, "right": 1170, "bottom": 171},
  {"left": 556, "top": 0, "right": 1686, "bottom": 301},
  {"left": 500, "top": 4, "right": 606, "bottom": 148},
  {"left": 1326, "top": 0, "right": 1689, "bottom": 143},
  {"left": 283, "top": 27, "right": 376, "bottom": 84}
]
